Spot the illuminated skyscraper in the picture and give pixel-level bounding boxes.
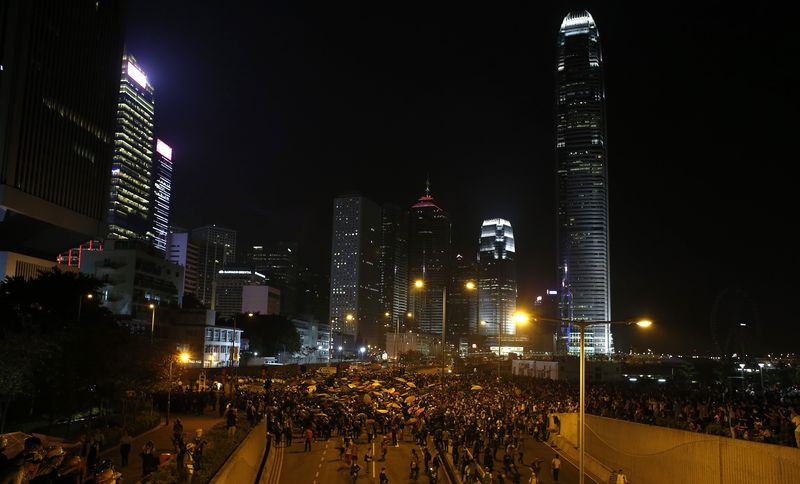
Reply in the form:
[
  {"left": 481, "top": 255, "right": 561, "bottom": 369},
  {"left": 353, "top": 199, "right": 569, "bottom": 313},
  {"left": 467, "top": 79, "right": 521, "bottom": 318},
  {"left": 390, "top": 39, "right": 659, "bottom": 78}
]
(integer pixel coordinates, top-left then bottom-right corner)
[
  {"left": 107, "top": 53, "right": 155, "bottom": 242},
  {"left": 555, "top": 11, "right": 612, "bottom": 354},
  {"left": 191, "top": 225, "right": 237, "bottom": 306},
  {"left": 478, "top": 219, "right": 517, "bottom": 337},
  {"left": 379, "top": 204, "right": 409, "bottom": 332},
  {"left": 329, "top": 194, "right": 382, "bottom": 351},
  {"left": 149, "top": 139, "right": 172, "bottom": 252},
  {"left": 408, "top": 180, "right": 451, "bottom": 336}
]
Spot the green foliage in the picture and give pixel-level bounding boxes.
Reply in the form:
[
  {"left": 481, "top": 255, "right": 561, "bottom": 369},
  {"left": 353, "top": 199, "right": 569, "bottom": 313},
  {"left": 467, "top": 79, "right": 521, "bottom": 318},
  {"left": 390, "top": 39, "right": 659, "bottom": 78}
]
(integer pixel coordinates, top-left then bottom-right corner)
[
  {"left": 237, "top": 314, "right": 301, "bottom": 356},
  {"left": 0, "top": 268, "right": 168, "bottom": 426},
  {"left": 147, "top": 421, "right": 253, "bottom": 483}
]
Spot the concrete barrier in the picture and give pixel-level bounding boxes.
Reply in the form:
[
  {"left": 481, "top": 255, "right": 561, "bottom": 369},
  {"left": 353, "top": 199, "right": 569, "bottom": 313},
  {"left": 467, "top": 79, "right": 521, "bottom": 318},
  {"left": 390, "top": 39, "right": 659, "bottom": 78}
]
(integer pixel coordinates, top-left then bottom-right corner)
[
  {"left": 556, "top": 412, "right": 800, "bottom": 484},
  {"left": 210, "top": 420, "right": 267, "bottom": 484}
]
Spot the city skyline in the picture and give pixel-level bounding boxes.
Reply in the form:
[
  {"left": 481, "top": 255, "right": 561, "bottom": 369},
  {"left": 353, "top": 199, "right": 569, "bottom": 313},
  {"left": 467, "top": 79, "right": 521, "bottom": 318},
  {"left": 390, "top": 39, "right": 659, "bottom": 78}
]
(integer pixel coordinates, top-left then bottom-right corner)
[{"left": 122, "top": 2, "right": 799, "bottom": 353}]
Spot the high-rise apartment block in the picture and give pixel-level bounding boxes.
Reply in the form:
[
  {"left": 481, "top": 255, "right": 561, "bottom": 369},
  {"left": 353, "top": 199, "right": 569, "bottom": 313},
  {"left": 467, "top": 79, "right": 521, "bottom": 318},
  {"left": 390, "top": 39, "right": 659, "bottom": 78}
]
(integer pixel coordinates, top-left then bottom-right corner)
[
  {"left": 556, "top": 11, "right": 613, "bottom": 354},
  {"left": 328, "top": 194, "right": 381, "bottom": 351}
]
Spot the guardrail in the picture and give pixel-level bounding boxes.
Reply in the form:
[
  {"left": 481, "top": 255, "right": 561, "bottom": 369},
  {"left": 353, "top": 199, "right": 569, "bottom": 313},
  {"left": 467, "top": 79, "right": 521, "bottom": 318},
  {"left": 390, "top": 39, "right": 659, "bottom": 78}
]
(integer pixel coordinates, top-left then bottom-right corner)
[{"left": 209, "top": 419, "right": 268, "bottom": 484}]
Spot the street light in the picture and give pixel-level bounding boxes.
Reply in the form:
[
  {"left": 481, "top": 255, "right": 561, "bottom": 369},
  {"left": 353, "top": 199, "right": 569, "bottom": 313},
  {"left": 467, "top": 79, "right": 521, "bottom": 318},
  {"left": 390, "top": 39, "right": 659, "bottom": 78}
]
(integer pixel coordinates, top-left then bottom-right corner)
[
  {"left": 149, "top": 303, "right": 157, "bottom": 344},
  {"left": 758, "top": 362, "right": 765, "bottom": 391},
  {"left": 360, "top": 346, "right": 366, "bottom": 361},
  {"left": 532, "top": 316, "right": 652, "bottom": 484},
  {"left": 495, "top": 311, "right": 530, "bottom": 376},
  {"left": 166, "top": 352, "right": 191, "bottom": 426},
  {"left": 465, "top": 281, "right": 480, "bottom": 350}
]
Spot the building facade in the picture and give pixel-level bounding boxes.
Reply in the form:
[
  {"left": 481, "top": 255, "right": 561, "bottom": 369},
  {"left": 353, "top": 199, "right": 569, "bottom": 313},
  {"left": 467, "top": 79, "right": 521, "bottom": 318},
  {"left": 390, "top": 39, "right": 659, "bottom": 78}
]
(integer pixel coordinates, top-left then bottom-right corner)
[
  {"left": 379, "top": 204, "right": 409, "bottom": 335},
  {"left": 107, "top": 53, "right": 155, "bottom": 242},
  {"left": 448, "top": 253, "right": 477, "bottom": 342},
  {"left": 328, "top": 194, "right": 382, "bottom": 351},
  {"left": 556, "top": 11, "right": 613, "bottom": 354},
  {"left": 79, "top": 239, "right": 183, "bottom": 326},
  {"left": 166, "top": 230, "right": 199, "bottom": 300},
  {"left": 148, "top": 139, "right": 173, "bottom": 252},
  {"left": 191, "top": 225, "right": 237, "bottom": 306},
  {"left": 296, "top": 267, "right": 329, "bottom": 323},
  {"left": 0, "top": 0, "right": 124, "bottom": 268},
  {"left": 214, "top": 268, "right": 266, "bottom": 321},
  {"left": 242, "top": 285, "right": 281, "bottom": 316},
  {"left": 478, "top": 218, "right": 517, "bottom": 337},
  {"left": 408, "top": 181, "right": 451, "bottom": 336},
  {"left": 246, "top": 242, "right": 297, "bottom": 316}
]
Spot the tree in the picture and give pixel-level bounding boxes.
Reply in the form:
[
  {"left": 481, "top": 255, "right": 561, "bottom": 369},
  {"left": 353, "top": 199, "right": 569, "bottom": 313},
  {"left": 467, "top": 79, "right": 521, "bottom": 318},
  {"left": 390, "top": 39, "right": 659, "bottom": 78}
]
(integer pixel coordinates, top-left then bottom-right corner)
[{"left": 237, "top": 313, "right": 301, "bottom": 356}]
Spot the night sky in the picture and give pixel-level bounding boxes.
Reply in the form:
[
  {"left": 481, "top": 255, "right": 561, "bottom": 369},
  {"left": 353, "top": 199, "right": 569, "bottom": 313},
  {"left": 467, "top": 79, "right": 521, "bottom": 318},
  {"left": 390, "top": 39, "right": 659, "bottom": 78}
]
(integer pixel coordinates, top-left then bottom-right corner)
[{"left": 125, "top": 1, "right": 800, "bottom": 354}]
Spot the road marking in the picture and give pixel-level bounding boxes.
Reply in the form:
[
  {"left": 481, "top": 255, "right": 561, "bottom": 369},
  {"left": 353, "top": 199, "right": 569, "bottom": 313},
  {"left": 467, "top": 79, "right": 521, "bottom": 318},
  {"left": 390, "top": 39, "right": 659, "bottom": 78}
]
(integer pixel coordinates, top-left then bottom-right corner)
[{"left": 372, "top": 442, "right": 376, "bottom": 478}]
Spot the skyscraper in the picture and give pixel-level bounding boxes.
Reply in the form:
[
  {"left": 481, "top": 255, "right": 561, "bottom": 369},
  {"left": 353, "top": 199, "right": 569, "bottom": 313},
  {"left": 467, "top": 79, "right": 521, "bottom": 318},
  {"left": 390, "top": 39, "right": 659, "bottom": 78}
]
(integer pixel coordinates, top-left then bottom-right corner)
[
  {"left": 379, "top": 204, "right": 409, "bottom": 332},
  {"left": 478, "top": 219, "right": 517, "bottom": 337},
  {"left": 191, "top": 225, "right": 236, "bottom": 307},
  {"left": 555, "top": 11, "right": 612, "bottom": 355},
  {"left": 107, "top": 53, "right": 155, "bottom": 242},
  {"left": 149, "top": 139, "right": 173, "bottom": 252},
  {"left": 408, "top": 181, "right": 451, "bottom": 336},
  {"left": 448, "top": 253, "right": 477, "bottom": 342},
  {"left": 328, "top": 194, "right": 381, "bottom": 351},
  {"left": 0, "top": 0, "right": 124, "bottom": 270},
  {"left": 166, "top": 229, "right": 199, "bottom": 300},
  {"left": 246, "top": 242, "right": 298, "bottom": 316}
]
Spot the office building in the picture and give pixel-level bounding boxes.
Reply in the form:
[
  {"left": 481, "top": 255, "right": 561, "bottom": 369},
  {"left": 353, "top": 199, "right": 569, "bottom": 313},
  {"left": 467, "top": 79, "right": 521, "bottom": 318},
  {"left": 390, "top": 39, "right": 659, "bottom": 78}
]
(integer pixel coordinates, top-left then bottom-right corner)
[
  {"left": 242, "top": 285, "right": 281, "bottom": 316},
  {"left": 556, "top": 11, "right": 613, "bottom": 354},
  {"left": 166, "top": 230, "right": 199, "bottom": 300},
  {"left": 214, "top": 268, "right": 265, "bottom": 321},
  {"left": 478, "top": 218, "right": 517, "bottom": 336},
  {"left": 246, "top": 241, "right": 297, "bottom": 315},
  {"left": 79, "top": 239, "right": 183, "bottom": 327},
  {"left": 379, "top": 204, "right": 409, "bottom": 333},
  {"left": 408, "top": 180, "right": 451, "bottom": 336},
  {"left": 191, "top": 225, "right": 236, "bottom": 306},
  {"left": 296, "top": 267, "right": 329, "bottom": 323},
  {"left": 107, "top": 53, "right": 155, "bottom": 242},
  {"left": 0, "top": 0, "right": 124, "bottom": 273},
  {"left": 448, "top": 253, "right": 477, "bottom": 342},
  {"left": 148, "top": 139, "right": 173, "bottom": 252},
  {"left": 328, "top": 194, "right": 382, "bottom": 351}
]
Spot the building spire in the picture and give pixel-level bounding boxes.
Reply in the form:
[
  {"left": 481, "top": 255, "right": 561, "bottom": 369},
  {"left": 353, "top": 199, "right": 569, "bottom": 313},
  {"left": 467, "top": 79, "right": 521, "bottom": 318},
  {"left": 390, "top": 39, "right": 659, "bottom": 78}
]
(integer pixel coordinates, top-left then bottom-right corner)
[{"left": 425, "top": 173, "right": 431, "bottom": 197}]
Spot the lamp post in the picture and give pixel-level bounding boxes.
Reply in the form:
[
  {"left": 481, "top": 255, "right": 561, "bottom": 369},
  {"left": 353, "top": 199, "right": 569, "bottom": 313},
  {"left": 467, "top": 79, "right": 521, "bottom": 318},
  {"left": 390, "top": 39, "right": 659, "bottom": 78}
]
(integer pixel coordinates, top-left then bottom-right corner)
[
  {"left": 166, "top": 352, "right": 190, "bottom": 425},
  {"left": 149, "top": 303, "right": 157, "bottom": 343},
  {"left": 465, "top": 281, "right": 480, "bottom": 357},
  {"left": 758, "top": 362, "right": 765, "bottom": 392},
  {"left": 533, "top": 316, "right": 652, "bottom": 484},
  {"left": 77, "top": 293, "right": 93, "bottom": 322}
]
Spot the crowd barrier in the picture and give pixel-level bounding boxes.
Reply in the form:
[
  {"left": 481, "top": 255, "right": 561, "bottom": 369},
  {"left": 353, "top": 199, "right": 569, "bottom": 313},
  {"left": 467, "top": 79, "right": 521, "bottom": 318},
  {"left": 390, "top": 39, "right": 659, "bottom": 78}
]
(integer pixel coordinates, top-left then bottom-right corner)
[{"left": 556, "top": 412, "right": 800, "bottom": 484}]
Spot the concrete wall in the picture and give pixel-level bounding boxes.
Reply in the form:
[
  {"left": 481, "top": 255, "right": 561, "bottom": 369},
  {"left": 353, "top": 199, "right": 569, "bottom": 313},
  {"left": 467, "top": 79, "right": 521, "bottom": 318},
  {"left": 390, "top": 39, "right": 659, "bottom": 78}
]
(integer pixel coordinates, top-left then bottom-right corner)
[
  {"left": 210, "top": 419, "right": 267, "bottom": 484},
  {"left": 556, "top": 413, "right": 800, "bottom": 484}
]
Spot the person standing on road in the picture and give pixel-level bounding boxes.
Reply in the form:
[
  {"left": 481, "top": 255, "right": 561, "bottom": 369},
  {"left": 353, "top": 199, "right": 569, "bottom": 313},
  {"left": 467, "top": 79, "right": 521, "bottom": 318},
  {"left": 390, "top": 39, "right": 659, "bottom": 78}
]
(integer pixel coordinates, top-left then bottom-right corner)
[
  {"left": 226, "top": 405, "right": 238, "bottom": 440},
  {"left": 379, "top": 467, "right": 389, "bottom": 484},
  {"left": 551, "top": 454, "right": 561, "bottom": 482},
  {"left": 119, "top": 429, "right": 132, "bottom": 468},
  {"left": 615, "top": 468, "right": 629, "bottom": 484},
  {"left": 304, "top": 427, "right": 313, "bottom": 452}
]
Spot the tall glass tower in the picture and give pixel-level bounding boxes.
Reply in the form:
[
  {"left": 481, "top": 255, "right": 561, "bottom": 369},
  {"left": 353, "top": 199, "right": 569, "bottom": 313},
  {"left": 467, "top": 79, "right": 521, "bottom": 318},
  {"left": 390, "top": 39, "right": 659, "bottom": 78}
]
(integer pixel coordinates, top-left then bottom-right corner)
[
  {"left": 555, "top": 11, "right": 612, "bottom": 355},
  {"left": 478, "top": 219, "right": 517, "bottom": 337},
  {"left": 108, "top": 53, "right": 155, "bottom": 242},
  {"left": 149, "top": 139, "right": 172, "bottom": 252}
]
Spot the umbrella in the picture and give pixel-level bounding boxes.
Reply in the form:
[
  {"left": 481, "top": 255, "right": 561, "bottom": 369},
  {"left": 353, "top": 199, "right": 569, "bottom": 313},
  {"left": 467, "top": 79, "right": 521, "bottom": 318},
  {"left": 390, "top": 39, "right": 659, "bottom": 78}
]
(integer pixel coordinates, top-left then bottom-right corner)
[
  {"left": 415, "top": 408, "right": 425, "bottom": 416},
  {"left": 348, "top": 384, "right": 357, "bottom": 389},
  {"left": 394, "top": 377, "right": 407, "bottom": 382},
  {"left": 388, "top": 403, "right": 401, "bottom": 409},
  {"left": 386, "top": 388, "right": 396, "bottom": 394},
  {"left": 470, "top": 385, "right": 483, "bottom": 391},
  {"left": 377, "top": 409, "right": 389, "bottom": 414},
  {"left": 408, "top": 418, "right": 418, "bottom": 423},
  {"left": 307, "top": 385, "right": 317, "bottom": 393},
  {"left": 404, "top": 396, "right": 416, "bottom": 404},
  {"left": 406, "top": 382, "right": 417, "bottom": 388},
  {"left": 363, "top": 395, "right": 372, "bottom": 404},
  {"left": 373, "top": 391, "right": 383, "bottom": 396}
]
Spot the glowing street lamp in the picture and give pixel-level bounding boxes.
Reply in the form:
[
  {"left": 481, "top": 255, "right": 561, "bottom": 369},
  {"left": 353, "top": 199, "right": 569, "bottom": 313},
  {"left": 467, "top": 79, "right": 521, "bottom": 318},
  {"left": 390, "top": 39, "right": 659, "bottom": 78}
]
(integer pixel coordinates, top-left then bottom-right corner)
[
  {"left": 166, "top": 352, "right": 191, "bottom": 425},
  {"left": 531, "top": 315, "right": 652, "bottom": 484},
  {"left": 149, "top": 303, "right": 157, "bottom": 343},
  {"left": 77, "top": 293, "right": 94, "bottom": 322}
]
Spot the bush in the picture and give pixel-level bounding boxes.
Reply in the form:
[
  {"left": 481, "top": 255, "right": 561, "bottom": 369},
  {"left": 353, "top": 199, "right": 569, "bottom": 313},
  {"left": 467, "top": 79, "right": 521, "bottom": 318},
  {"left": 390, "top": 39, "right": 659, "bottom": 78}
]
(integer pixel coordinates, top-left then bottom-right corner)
[{"left": 146, "top": 421, "right": 254, "bottom": 483}]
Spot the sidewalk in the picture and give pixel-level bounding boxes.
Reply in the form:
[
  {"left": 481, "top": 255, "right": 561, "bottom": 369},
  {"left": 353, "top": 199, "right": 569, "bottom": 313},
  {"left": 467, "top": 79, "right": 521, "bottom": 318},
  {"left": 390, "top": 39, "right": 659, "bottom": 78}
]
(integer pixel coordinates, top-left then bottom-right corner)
[{"left": 99, "top": 414, "right": 224, "bottom": 483}]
